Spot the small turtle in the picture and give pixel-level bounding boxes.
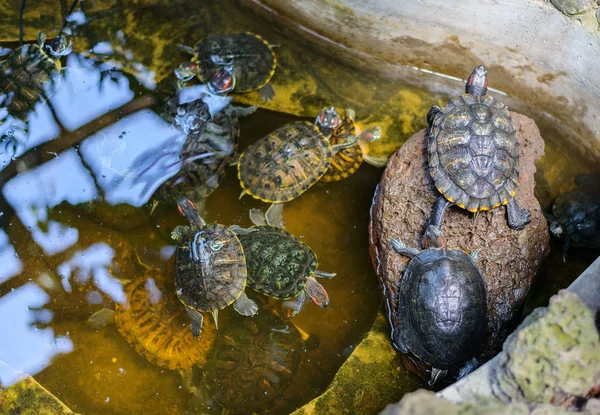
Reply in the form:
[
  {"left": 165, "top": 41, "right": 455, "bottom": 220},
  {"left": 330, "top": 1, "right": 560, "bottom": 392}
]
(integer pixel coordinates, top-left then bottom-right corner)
[
  {"left": 88, "top": 270, "right": 217, "bottom": 391},
  {"left": 0, "top": 31, "right": 72, "bottom": 153},
  {"left": 321, "top": 107, "right": 386, "bottom": 182},
  {"left": 179, "top": 32, "right": 277, "bottom": 101},
  {"left": 237, "top": 106, "right": 356, "bottom": 227},
  {"left": 427, "top": 65, "right": 530, "bottom": 230},
  {"left": 390, "top": 225, "right": 487, "bottom": 384},
  {"left": 203, "top": 310, "right": 304, "bottom": 413},
  {"left": 230, "top": 210, "right": 335, "bottom": 315},
  {"left": 172, "top": 197, "right": 258, "bottom": 338},
  {"left": 546, "top": 173, "right": 600, "bottom": 262}
]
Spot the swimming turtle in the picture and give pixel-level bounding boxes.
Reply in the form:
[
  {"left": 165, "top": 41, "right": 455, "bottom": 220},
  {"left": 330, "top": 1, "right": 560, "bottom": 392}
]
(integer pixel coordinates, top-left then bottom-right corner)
[
  {"left": 546, "top": 173, "right": 600, "bottom": 262},
  {"left": 237, "top": 106, "right": 356, "bottom": 227},
  {"left": 179, "top": 32, "right": 277, "bottom": 101},
  {"left": 390, "top": 225, "right": 487, "bottom": 384},
  {"left": 203, "top": 310, "right": 304, "bottom": 413},
  {"left": 0, "top": 31, "right": 72, "bottom": 153},
  {"left": 427, "top": 65, "right": 530, "bottom": 230},
  {"left": 88, "top": 270, "right": 217, "bottom": 391},
  {"left": 230, "top": 210, "right": 335, "bottom": 315},
  {"left": 172, "top": 197, "right": 258, "bottom": 338},
  {"left": 321, "top": 107, "right": 386, "bottom": 182}
]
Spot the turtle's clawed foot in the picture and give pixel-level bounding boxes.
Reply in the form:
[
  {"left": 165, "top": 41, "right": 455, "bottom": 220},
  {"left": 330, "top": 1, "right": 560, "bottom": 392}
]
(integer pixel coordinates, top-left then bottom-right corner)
[
  {"left": 233, "top": 291, "right": 258, "bottom": 317},
  {"left": 259, "top": 83, "right": 275, "bottom": 102},
  {"left": 506, "top": 198, "right": 530, "bottom": 230}
]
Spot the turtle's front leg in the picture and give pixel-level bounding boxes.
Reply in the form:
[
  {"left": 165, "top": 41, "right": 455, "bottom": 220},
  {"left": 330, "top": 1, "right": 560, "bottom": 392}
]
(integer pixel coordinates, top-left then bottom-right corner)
[
  {"left": 506, "top": 197, "right": 530, "bottom": 230},
  {"left": 233, "top": 291, "right": 259, "bottom": 317},
  {"left": 331, "top": 135, "right": 358, "bottom": 155},
  {"left": 265, "top": 203, "right": 285, "bottom": 228},
  {"left": 185, "top": 307, "right": 204, "bottom": 339},
  {"left": 390, "top": 238, "right": 419, "bottom": 259},
  {"left": 259, "top": 83, "right": 275, "bottom": 102}
]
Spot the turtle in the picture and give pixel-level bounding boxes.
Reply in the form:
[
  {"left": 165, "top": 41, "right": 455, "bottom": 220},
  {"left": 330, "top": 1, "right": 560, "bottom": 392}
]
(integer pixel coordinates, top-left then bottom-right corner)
[
  {"left": 320, "top": 107, "right": 386, "bottom": 182},
  {"left": 202, "top": 310, "right": 304, "bottom": 413},
  {"left": 179, "top": 32, "right": 277, "bottom": 101},
  {"left": 172, "top": 196, "right": 258, "bottom": 338},
  {"left": 390, "top": 225, "right": 488, "bottom": 385},
  {"left": 230, "top": 209, "right": 335, "bottom": 315},
  {"left": 426, "top": 65, "right": 531, "bottom": 230},
  {"left": 237, "top": 106, "right": 357, "bottom": 227},
  {"left": 0, "top": 31, "right": 72, "bottom": 154},
  {"left": 87, "top": 269, "right": 217, "bottom": 392},
  {"left": 546, "top": 173, "right": 600, "bottom": 262}
]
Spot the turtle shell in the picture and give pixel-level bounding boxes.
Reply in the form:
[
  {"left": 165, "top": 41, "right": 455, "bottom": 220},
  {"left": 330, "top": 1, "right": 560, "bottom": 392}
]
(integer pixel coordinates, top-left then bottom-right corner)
[
  {"left": 238, "top": 121, "right": 332, "bottom": 203},
  {"left": 204, "top": 310, "right": 301, "bottom": 412},
  {"left": 321, "top": 114, "right": 363, "bottom": 182},
  {"left": 156, "top": 98, "right": 239, "bottom": 202},
  {"left": 115, "top": 272, "right": 217, "bottom": 370},
  {"left": 194, "top": 32, "right": 276, "bottom": 93},
  {"left": 428, "top": 93, "right": 520, "bottom": 212},
  {"left": 395, "top": 248, "right": 487, "bottom": 371},
  {"left": 174, "top": 223, "right": 247, "bottom": 312},
  {"left": 237, "top": 225, "right": 317, "bottom": 299}
]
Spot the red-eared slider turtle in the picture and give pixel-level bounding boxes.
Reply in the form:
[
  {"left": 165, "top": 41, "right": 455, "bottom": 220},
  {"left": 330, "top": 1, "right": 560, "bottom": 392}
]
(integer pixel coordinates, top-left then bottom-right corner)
[
  {"left": 546, "top": 173, "right": 600, "bottom": 262},
  {"left": 427, "top": 65, "right": 530, "bottom": 230},
  {"left": 321, "top": 107, "right": 385, "bottom": 182},
  {"left": 203, "top": 310, "right": 304, "bottom": 413},
  {"left": 237, "top": 107, "right": 356, "bottom": 227},
  {"left": 0, "top": 31, "right": 72, "bottom": 153},
  {"left": 230, "top": 210, "right": 335, "bottom": 315},
  {"left": 172, "top": 197, "right": 258, "bottom": 338},
  {"left": 390, "top": 225, "right": 487, "bottom": 384},
  {"left": 179, "top": 32, "right": 277, "bottom": 101},
  {"left": 88, "top": 270, "right": 217, "bottom": 391}
]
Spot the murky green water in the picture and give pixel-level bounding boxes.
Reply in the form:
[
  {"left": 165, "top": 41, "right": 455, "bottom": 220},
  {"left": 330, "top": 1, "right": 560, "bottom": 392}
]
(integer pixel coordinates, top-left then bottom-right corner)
[{"left": 0, "top": 0, "right": 597, "bottom": 414}]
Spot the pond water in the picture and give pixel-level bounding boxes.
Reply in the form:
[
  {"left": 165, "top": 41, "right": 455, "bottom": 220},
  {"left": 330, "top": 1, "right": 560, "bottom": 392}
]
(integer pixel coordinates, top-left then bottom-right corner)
[{"left": 0, "top": 0, "right": 598, "bottom": 414}]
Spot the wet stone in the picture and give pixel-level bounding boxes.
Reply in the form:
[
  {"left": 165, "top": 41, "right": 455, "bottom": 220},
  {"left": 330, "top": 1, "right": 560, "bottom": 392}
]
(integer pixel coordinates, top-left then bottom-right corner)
[
  {"left": 550, "top": 0, "right": 596, "bottom": 15},
  {"left": 369, "top": 112, "right": 550, "bottom": 380},
  {"left": 0, "top": 375, "right": 75, "bottom": 415}
]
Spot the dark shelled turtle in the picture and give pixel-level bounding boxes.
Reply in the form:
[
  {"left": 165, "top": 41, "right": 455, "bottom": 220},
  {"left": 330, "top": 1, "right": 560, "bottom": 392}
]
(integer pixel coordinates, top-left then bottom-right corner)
[
  {"left": 230, "top": 210, "right": 335, "bottom": 315},
  {"left": 546, "top": 173, "right": 600, "bottom": 261},
  {"left": 172, "top": 197, "right": 258, "bottom": 338},
  {"left": 390, "top": 225, "right": 487, "bottom": 384},
  {"left": 179, "top": 32, "right": 277, "bottom": 101},
  {"left": 237, "top": 107, "right": 356, "bottom": 227},
  {"left": 321, "top": 107, "right": 385, "bottom": 182},
  {"left": 427, "top": 65, "right": 530, "bottom": 230},
  {"left": 203, "top": 310, "right": 304, "bottom": 413}
]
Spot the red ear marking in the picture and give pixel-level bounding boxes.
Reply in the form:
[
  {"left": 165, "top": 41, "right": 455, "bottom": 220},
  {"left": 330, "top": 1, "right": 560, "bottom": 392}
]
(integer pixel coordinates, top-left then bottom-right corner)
[
  {"left": 467, "top": 73, "right": 474, "bottom": 86},
  {"left": 439, "top": 235, "right": 444, "bottom": 247},
  {"left": 177, "top": 205, "right": 185, "bottom": 216}
]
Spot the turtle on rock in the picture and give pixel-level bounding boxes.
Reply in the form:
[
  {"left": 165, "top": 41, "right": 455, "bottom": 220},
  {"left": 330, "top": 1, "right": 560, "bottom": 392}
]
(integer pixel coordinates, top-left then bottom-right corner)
[
  {"left": 172, "top": 197, "right": 258, "bottom": 338},
  {"left": 179, "top": 32, "right": 277, "bottom": 101},
  {"left": 426, "top": 65, "right": 530, "bottom": 230},
  {"left": 237, "top": 106, "right": 357, "bottom": 228},
  {"left": 230, "top": 209, "right": 335, "bottom": 315},
  {"left": 321, "top": 107, "right": 386, "bottom": 182},
  {"left": 390, "top": 225, "right": 488, "bottom": 385}
]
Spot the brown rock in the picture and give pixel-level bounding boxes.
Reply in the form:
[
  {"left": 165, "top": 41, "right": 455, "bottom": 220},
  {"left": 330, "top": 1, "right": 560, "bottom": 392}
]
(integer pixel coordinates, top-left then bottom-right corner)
[{"left": 368, "top": 112, "right": 550, "bottom": 379}]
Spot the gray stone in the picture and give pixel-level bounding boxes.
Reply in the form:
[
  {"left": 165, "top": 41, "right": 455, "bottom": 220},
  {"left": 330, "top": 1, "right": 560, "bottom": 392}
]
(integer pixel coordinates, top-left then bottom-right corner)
[{"left": 550, "top": 0, "right": 596, "bottom": 15}]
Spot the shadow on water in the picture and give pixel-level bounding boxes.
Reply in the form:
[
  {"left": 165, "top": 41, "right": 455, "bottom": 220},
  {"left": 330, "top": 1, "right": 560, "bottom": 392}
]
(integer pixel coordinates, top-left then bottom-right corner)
[{"left": 0, "top": 0, "right": 597, "bottom": 414}]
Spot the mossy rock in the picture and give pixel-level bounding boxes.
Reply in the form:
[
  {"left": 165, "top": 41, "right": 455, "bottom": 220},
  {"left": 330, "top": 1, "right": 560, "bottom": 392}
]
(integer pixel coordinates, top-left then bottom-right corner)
[
  {"left": 0, "top": 0, "right": 62, "bottom": 43},
  {"left": 0, "top": 375, "right": 75, "bottom": 415},
  {"left": 291, "top": 312, "right": 423, "bottom": 415}
]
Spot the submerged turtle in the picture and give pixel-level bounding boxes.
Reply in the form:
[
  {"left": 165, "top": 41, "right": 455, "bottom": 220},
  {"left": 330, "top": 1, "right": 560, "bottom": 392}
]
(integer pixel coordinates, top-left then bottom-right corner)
[
  {"left": 237, "top": 106, "right": 357, "bottom": 227},
  {"left": 390, "top": 225, "right": 487, "bottom": 384},
  {"left": 172, "top": 197, "right": 258, "bottom": 338},
  {"left": 179, "top": 32, "right": 277, "bottom": 101},
  {"left": 0, "top": 31, "right": 72, "bottom": 153},
  {"left": 88, "top": 270, "right": 217, "bottom": 391},
  {"left": 230, "top": 210, "right": 334, "bottom": 315},
  {"left": 321, "top": 107, "right": 385, "bottom": 182},
  {"left": 427, "top": 65, "right": 530, "bottom": 230},
  {"left": 546, "top": 173, "right": 600, "bottom": 262},
  {"left": 203, "top": 310, "right": 304, "bottom": 413}
]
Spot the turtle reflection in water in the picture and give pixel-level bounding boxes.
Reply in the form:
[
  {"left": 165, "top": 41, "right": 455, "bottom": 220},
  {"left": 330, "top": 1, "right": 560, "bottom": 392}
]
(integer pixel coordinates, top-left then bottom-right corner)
[
  {"left": 546, "top": 173, "right": 600, "bottom": 261},
  {"left": 179, "top": 32, "right": 277, "bottom": 101},
  {"left": 427, "top": 65, "right": 530, "bottom": 230},
  {"left": 88, "top": 270, "right": 217, "bottom": 392},
  {"left": 172, "top": 197, "right": 258, "bottom": 338},
  {"left": 237, "top": 106, "right": 357, "bottom": 227},
  {"left": 390, "top": 225, "right": 487, "bottom": 384},
  {"left": 202, "top": 310, "right": 306, "bottom": 413}
]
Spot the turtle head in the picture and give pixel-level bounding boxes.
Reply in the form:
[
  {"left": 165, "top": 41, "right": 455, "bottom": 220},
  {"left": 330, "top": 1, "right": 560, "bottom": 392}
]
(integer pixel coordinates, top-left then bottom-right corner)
[
  {"left": 549, "top": 220, "right": 564, "bottom": 238},
  {"left": 47, "top": 32, "right": 73, "bottom": 58},
  {"left": 423, "top": 225, "right": 445, "bottom": 249},
  {"left": 175, "top": 61, "right": 197, "bottom": 83},
  {"left": 359, "top": 126, "right": 382, "bottom": 143},
  {"left": 176, "top": 197, "right": 206, "bottom": 227},
  {"left": 207, "top": 66, "right": 236, "bottom": 96},
  {"left": 315, "top": 107, "right": 342, "bottom": 138},
  {"left": 465, "top": 65, "right": 488, "bottom": 97}
]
